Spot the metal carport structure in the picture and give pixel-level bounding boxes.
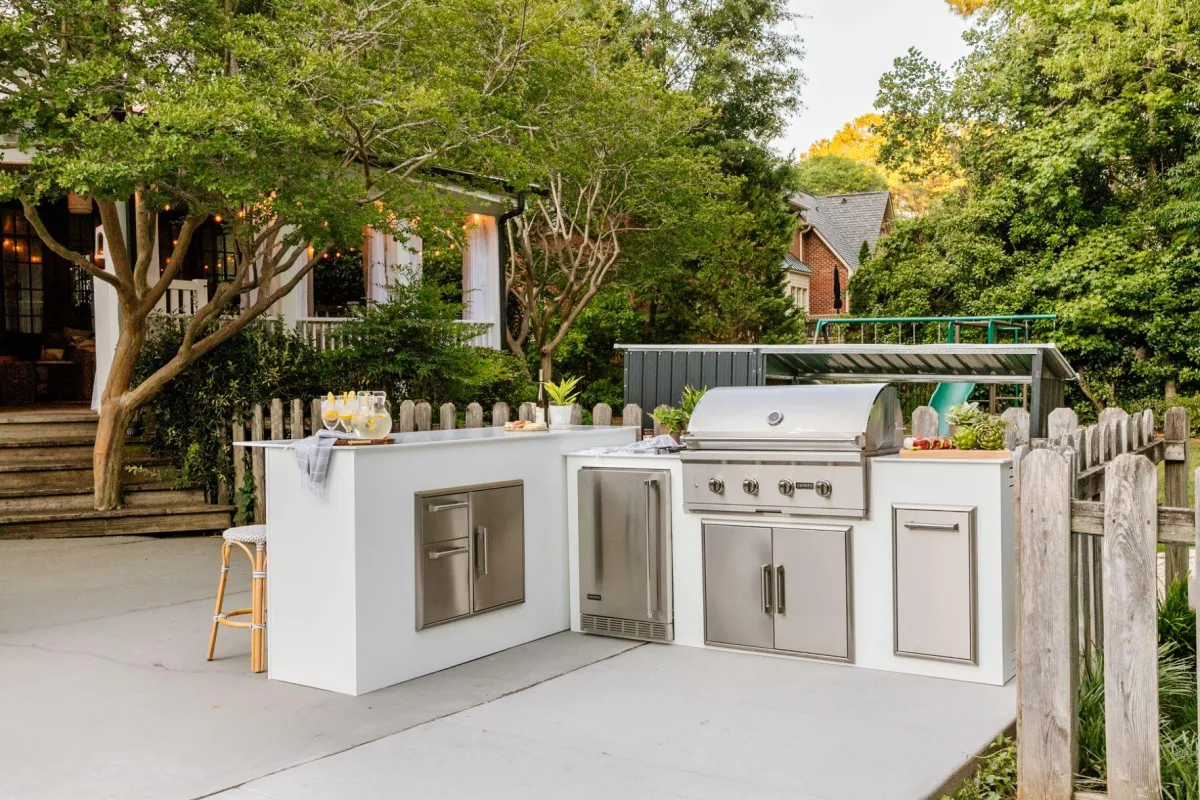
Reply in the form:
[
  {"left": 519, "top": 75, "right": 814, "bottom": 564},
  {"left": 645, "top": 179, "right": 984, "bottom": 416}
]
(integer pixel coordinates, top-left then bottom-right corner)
[{"left": 617, "top": 343, "right": 1076, "bottom": 438}]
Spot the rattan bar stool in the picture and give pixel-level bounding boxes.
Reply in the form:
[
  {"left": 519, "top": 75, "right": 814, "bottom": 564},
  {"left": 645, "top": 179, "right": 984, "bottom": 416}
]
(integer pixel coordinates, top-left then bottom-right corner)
[{"left": 206, "top": 524, "right": 267, "bottom": 673}]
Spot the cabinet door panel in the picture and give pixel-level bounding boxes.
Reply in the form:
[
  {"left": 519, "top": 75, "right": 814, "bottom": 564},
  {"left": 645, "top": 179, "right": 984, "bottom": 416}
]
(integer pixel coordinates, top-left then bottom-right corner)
[
  {"left": 703, "top": 525, "right": 774, "bottom": 650},
  {"left": 771, "top": 527, "right": 851, "bottom": 660},
  {"left": 893, "top": 506, "right": 975, "bottom": 662},
  {"left": 471, "top": 484, "right": 525, "bottom": 613},
  {"left": 420, "top": 539, "right": 471, "bottom": 628}
]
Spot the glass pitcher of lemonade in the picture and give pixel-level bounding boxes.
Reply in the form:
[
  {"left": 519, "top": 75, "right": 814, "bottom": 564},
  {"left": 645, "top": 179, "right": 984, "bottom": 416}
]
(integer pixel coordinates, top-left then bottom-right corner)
[{"left": 351, "top": 392, "right": 393, "bottom": 439}]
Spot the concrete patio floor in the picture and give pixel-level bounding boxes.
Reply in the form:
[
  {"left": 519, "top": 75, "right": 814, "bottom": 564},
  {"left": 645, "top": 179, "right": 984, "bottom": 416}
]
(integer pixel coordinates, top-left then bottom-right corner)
[{"left": 0, "top": 535, "right": 1014, "bottom": 800}]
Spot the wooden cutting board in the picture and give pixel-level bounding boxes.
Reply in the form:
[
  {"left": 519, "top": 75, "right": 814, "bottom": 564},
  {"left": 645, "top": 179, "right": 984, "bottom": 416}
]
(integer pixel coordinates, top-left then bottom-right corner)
[
  {"left": 899, "top": 448, "right": 1011, "bottom": 459},
  {"left": 334, "top": 437, "right": 395, "bottom": 446}
]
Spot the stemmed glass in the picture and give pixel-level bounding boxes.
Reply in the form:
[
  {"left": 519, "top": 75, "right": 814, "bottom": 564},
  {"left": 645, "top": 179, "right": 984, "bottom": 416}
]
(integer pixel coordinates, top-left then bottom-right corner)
[
  {"left": 319, "top": 394, "right": 339, "bottom": 431},
  {"left": 336, "top": 392, "right": 359, "bottom": 434}
]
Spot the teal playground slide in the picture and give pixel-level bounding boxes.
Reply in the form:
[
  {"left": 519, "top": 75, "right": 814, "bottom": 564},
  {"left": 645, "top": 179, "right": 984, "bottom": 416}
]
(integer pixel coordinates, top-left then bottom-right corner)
[{"left": 928, "top": 382, "right": 976, "bottom": 436}]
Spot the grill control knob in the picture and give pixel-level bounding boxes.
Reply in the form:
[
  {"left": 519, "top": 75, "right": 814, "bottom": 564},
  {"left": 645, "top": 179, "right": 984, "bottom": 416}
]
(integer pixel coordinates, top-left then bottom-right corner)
[
  {"left": 815, "top": 480, "right": 832, "bottom": 498},
  {"left": 742, "top": 478, "right": 759, "bottom": 495},
  {"left": 778, "top": 479, "right": 795, "bottom": 496},
  {"left": 708, "top": 477, "right": 725, "bottom": 494}
]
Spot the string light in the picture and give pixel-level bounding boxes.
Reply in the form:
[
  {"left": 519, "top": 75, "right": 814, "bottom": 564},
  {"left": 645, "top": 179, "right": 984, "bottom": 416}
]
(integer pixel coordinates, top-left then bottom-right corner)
[{"left": 213, "top": 214, "right": 223, "bottom": 223}]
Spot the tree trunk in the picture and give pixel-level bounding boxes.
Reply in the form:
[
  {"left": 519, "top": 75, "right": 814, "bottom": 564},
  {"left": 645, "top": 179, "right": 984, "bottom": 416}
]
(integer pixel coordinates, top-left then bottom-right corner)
[
  {"left": 92, "top": 320, "right": 146, "bottom": 510},
  {"left": 539, "top": 350, "right": 553, "bottom": 384},
  {"left": 93, "top": 399, "right": 136, "bottom": 510},
  {"left": 1165, "top": 378, "right": 1177, "bottom": 398}
]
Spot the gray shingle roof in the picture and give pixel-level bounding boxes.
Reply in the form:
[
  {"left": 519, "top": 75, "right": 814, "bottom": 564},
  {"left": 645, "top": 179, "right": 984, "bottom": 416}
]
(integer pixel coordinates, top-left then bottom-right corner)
[
  {"left": 782, "top": 252, "right": 811, "bottom": 274},
  {"left": 789, "top": 190, "right": 891, "bottom": 271}
]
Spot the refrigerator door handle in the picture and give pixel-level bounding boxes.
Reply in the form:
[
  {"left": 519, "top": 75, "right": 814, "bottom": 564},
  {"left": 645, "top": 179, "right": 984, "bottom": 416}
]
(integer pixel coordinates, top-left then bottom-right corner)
[{"left": 644, "top": 478, "right": 658, "bottom": 617}]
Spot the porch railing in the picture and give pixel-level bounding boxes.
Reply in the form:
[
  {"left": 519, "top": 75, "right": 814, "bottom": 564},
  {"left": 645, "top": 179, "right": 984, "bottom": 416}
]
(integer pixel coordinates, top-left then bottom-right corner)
[
  {"left": 155, "top": 279, "right": 209, "bottom": 315},
  {"left": 295, "top": 316, "right": 496, "bottom": 351}
]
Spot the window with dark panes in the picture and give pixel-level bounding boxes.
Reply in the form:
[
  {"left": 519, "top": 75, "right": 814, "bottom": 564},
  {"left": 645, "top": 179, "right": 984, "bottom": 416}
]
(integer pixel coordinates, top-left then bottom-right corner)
[{"left": 1, "top": 207, "right": 44, "bottom": 334}]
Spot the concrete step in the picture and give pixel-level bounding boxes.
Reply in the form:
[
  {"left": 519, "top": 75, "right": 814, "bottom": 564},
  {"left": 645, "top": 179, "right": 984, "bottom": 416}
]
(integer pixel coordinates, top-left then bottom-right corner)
[
  {"left": 0, "top": 504, "right": 235, "bottom": 539},
  {"left": 0, "top": 484, "right": 205, "bottom": 515},
  {"left": 0, "top": 457, "right": 174, "bottom": 489},
  {"left": 0, "top": 438, "right": 150, "bottom": 467}
]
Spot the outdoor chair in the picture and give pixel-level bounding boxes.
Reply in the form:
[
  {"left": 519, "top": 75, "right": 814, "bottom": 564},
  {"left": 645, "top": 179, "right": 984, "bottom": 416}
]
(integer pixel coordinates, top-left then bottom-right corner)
[{"left": 206, "top": 525, "right": 267, "bottom": 673}]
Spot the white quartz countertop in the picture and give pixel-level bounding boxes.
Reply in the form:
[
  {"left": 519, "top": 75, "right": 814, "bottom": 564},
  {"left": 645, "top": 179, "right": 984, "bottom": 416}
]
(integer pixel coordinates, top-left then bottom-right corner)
[{"left": 242, "top": 425, "right": 631, "bottom": 452}]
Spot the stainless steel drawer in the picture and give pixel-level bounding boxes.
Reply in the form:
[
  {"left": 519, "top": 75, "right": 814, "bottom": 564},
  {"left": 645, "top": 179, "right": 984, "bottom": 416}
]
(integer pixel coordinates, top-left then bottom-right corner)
[
  {"left": 420, "top": 492, "right": 470, "bottom": 545},
  {"left": 892, "top": 505, "right": 976, "bottom": 664},
  {"left": 420, "top": 538, "right": 471, "bottom": 627}
]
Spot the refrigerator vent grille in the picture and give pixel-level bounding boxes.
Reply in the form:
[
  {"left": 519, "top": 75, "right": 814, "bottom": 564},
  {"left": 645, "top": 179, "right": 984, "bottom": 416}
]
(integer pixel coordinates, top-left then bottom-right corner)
[{"left": 580, "top": 614, "right": 671, "bottom": 642}]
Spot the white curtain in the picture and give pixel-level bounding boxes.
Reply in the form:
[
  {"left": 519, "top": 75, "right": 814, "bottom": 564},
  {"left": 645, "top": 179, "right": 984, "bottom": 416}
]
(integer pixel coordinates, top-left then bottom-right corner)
[
  {"left": 461, "top": 214, "right": 500, "bottom": 347},
  {"left": 367, "top": 223, "right": 421, "bottom": 303}
]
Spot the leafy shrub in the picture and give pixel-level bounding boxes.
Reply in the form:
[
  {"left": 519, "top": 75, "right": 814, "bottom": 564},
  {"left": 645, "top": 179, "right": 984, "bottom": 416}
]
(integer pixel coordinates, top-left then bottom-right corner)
[
  {"left": 1127, "top": 395, "right": 1200, "bottom": 438},
  {"left": 318, "top": 279, "right": 534, "bottom": 410},
  {"left": 134, "top": 316, "right": 324, "bottom": 500}
]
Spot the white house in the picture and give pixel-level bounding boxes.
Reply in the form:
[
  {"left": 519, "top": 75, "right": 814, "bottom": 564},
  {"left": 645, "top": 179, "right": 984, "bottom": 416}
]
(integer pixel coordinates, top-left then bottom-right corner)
[{"left": 0, "top": 147, "right": 513, "bottom": 410}]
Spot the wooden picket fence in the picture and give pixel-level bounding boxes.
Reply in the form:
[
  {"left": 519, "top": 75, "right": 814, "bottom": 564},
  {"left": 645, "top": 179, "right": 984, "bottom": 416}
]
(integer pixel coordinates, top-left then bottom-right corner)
[
  {"left": 226, "top": 398, "right": 645, "bottom": 524},
  {"left": 1014, "top": 405, "right": 1194, "bottom": 800}
]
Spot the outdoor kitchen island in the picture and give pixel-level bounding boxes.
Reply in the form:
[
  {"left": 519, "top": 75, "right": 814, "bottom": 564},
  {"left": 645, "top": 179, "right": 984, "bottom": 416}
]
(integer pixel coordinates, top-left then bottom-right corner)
[
  {"left": 250, "top": 425, "right": 634, "bottom": 696},
  {"left": 567, "top": 384, "right": 1016, "bottom": 686}
]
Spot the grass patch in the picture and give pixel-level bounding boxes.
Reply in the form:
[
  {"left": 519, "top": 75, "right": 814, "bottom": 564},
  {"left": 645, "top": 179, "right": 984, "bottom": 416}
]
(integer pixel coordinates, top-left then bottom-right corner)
[
  {"left": 1157, "top": 438, "right": 1200, "bottom": 507},
  {"left": 941, "top": 736, "right": 1016, "bottom": 800}
]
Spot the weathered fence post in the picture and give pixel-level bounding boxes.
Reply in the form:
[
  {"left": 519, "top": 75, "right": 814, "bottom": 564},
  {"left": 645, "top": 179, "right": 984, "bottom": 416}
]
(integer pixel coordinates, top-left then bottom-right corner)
[
  {"left": 1002, "top": 406, "right": 1031, "bottom": 450},
  {"left": 492, "top": 402, "right": 510, "bottom": 427},
  {"left": 251, "top": 404, "right": 265, "bottom": 524},
  {"left": 518, "top": 402, "right": 536, "bottom": 422},
  {"left": 1102, "top": 454, "right": 1162, "bottom": 799},
  {"left": 570, "top": 404, "right": 583, "bottom": 425},
  {"left": 290, "top": 398, "right": 305, "bottom": 439},
  {"left": 439, "top": 402, "right": 456, "bottom": 431},
  {"left": 270, "top": 398, "right": 285, "bottom": 440},
  {"left": 1016, "top": 448, "right": 1076, "bottom": 800},
  {"left": 1164, "top": 406, "right": 1191, "bottom": 587},
  {"left": 1047, "top": 407, "right": 1078, "bottom": 440},
  {"left": 232, "top": 419, "right": 246, "bottom": 512},
  {"left": 414, "top": 401, "right": 432, "bottom": 432},
  {"left": 310, "top": 398, "right": 321, "bottom": 435},
  {"left": 397, "top": 400, "right": 415, "bottom": 433},
  {"left": 593, "top": 403, "right": 612, "bottom": 427},
  {"left": 622, "top": 403, "right": 642, "bottom": 432},
  {"left": 465, "top": 403, "right": 483, "bottom": 429},
  {"left": 912, "top": 406, "right": 938, "bottom": 439}
]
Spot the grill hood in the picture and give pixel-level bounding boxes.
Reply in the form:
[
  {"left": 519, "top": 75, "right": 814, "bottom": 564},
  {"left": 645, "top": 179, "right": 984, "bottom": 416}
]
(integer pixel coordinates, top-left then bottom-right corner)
[{"left": 682, "top": 383, "right": 902, "bottom": 454}]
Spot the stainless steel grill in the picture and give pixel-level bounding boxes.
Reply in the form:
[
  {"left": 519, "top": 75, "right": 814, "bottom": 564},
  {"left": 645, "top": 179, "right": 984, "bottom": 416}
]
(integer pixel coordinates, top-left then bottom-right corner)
[{"left": 680, "top": 384, "right": 900, "bottom": 517}]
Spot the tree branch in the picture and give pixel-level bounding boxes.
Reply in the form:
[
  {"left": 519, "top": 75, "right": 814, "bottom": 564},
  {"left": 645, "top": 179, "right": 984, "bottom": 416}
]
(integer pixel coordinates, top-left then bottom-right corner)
[{"left": 19, "top": 197, "right": 122, "bottom": 288}]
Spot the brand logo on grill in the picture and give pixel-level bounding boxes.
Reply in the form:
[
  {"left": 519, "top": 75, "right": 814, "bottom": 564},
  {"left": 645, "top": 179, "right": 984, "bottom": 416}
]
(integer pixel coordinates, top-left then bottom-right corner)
[
  {"left": 796, "top": 482, "right": 815, "bottom": 490},
  {"left": 586, "top": 593, "right": 602, "bottom": 601}
]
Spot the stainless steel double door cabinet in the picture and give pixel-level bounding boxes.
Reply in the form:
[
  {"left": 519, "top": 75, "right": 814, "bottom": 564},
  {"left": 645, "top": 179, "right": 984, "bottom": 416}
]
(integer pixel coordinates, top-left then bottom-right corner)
[
  {"left": 417, "top": 482, "right": 525, "bottom": 630},
  {"left": 703, "top": 523, "right": 852, "bottom": 661}
]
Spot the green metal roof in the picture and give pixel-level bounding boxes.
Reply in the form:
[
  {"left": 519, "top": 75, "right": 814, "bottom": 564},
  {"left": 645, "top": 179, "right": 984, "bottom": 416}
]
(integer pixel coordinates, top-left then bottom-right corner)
[{"left": 614, "top": 344, "right": 1076, "bottom": 384}]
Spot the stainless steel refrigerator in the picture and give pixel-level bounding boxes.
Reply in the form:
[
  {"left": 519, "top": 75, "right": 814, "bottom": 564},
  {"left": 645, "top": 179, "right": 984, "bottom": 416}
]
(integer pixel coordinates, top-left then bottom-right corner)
[{"left": 577, "top": 467, "right": 673, "bottom": 642}]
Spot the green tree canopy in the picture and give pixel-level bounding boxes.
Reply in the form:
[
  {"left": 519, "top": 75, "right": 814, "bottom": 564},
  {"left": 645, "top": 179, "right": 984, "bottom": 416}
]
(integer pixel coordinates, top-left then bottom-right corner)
[
  {"left": 855, "top": 0, "right": 1200, "bottom": 405},
  {"left": 794, "top": 155, "right": 889, "bottom": 196}
]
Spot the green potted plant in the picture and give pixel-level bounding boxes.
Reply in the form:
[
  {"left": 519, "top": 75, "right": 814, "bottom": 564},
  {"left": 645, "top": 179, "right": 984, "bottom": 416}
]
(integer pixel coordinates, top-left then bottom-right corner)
[
  {"left": 651, "top": 384, "right": 707, "bottom": 440},
  {"left": 545, "top": 375, "right": 583, "bottom": 427}
]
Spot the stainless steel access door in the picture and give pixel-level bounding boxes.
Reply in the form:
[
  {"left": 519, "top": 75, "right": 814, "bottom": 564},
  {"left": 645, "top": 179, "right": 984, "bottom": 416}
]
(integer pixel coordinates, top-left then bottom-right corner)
[
  {"left": 771, "top": 526, "right": 852, "bottom": 661},
  {"left": 893, "top": 505, "right": 976, "bottom": 663},
  {"left": 578, "top": 468, "right": 672, "bottom": 628},
  {"left": 702, "top": 524, "right": 774, "bottom": 650},
  {"left": 470, "top": 483, "right": 525, "bottom": 613}
]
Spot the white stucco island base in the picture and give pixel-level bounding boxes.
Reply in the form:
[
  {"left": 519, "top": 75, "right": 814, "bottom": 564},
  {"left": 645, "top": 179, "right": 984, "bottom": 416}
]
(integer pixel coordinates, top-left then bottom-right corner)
[{"left": 251, "top": 426, "right": 634, "bottom": 696}]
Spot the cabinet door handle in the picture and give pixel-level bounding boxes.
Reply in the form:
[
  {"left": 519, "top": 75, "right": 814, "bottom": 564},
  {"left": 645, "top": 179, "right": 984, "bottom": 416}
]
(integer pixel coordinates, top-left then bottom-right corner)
[
  {"left": 476, "top": 526, "right": 489, "bottom": 576},
  {"left": 428, "top": 500, "right": 467, "bottom": 513},
  {"left": 428, "top": 546, "right": 468, "bottom": 560},
  {"left": 903, "top": 521, "right": 959, "bottom": 532},
  {"left": 761, "top": 564, "right": 774, "bottom": 615},
  {"left": 775, "top": 565, "right": 786, "bottom": 615},
  {"left": 644, "top": 479, "right": 658, "bottom": 617}
]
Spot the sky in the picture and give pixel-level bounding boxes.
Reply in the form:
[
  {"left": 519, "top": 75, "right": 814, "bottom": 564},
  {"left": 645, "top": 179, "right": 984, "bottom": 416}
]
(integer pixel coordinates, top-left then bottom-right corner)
[{"left": 772, "top": 0, "right": 974, "bottom": 157}]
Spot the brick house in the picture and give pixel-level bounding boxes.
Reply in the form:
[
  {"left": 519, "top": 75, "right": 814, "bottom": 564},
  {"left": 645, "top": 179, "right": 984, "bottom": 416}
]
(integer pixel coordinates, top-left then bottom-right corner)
[{"left": 783, "top": 190, "right": 893, "bottom": 317}]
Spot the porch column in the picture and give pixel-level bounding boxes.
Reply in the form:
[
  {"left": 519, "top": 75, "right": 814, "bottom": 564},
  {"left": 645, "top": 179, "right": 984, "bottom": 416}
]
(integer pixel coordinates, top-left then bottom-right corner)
[{"left": 91, "top": 201, "right": 127, "bottom": 411}]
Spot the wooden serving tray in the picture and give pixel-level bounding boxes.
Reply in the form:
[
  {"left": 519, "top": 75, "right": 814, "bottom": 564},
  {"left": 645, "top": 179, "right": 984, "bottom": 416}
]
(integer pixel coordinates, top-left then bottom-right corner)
[
  {"left": 334, "top": 437, "right": 395, "bottom": 446},
  {"left": 899, "top": 448, "right": 1011, "bottom": 459}
]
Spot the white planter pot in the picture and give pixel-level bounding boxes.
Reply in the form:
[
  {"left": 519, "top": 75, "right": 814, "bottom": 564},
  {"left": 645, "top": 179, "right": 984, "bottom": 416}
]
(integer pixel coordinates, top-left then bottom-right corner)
[{"left": 548, "top": 405, "right": 574, "bottom": 427}]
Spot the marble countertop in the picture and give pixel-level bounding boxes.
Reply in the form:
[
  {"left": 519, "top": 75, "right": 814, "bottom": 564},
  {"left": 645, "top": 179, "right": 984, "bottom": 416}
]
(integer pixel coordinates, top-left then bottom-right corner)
[{"left": 242, "top": 425, "right": 635, "bottom": 452}]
